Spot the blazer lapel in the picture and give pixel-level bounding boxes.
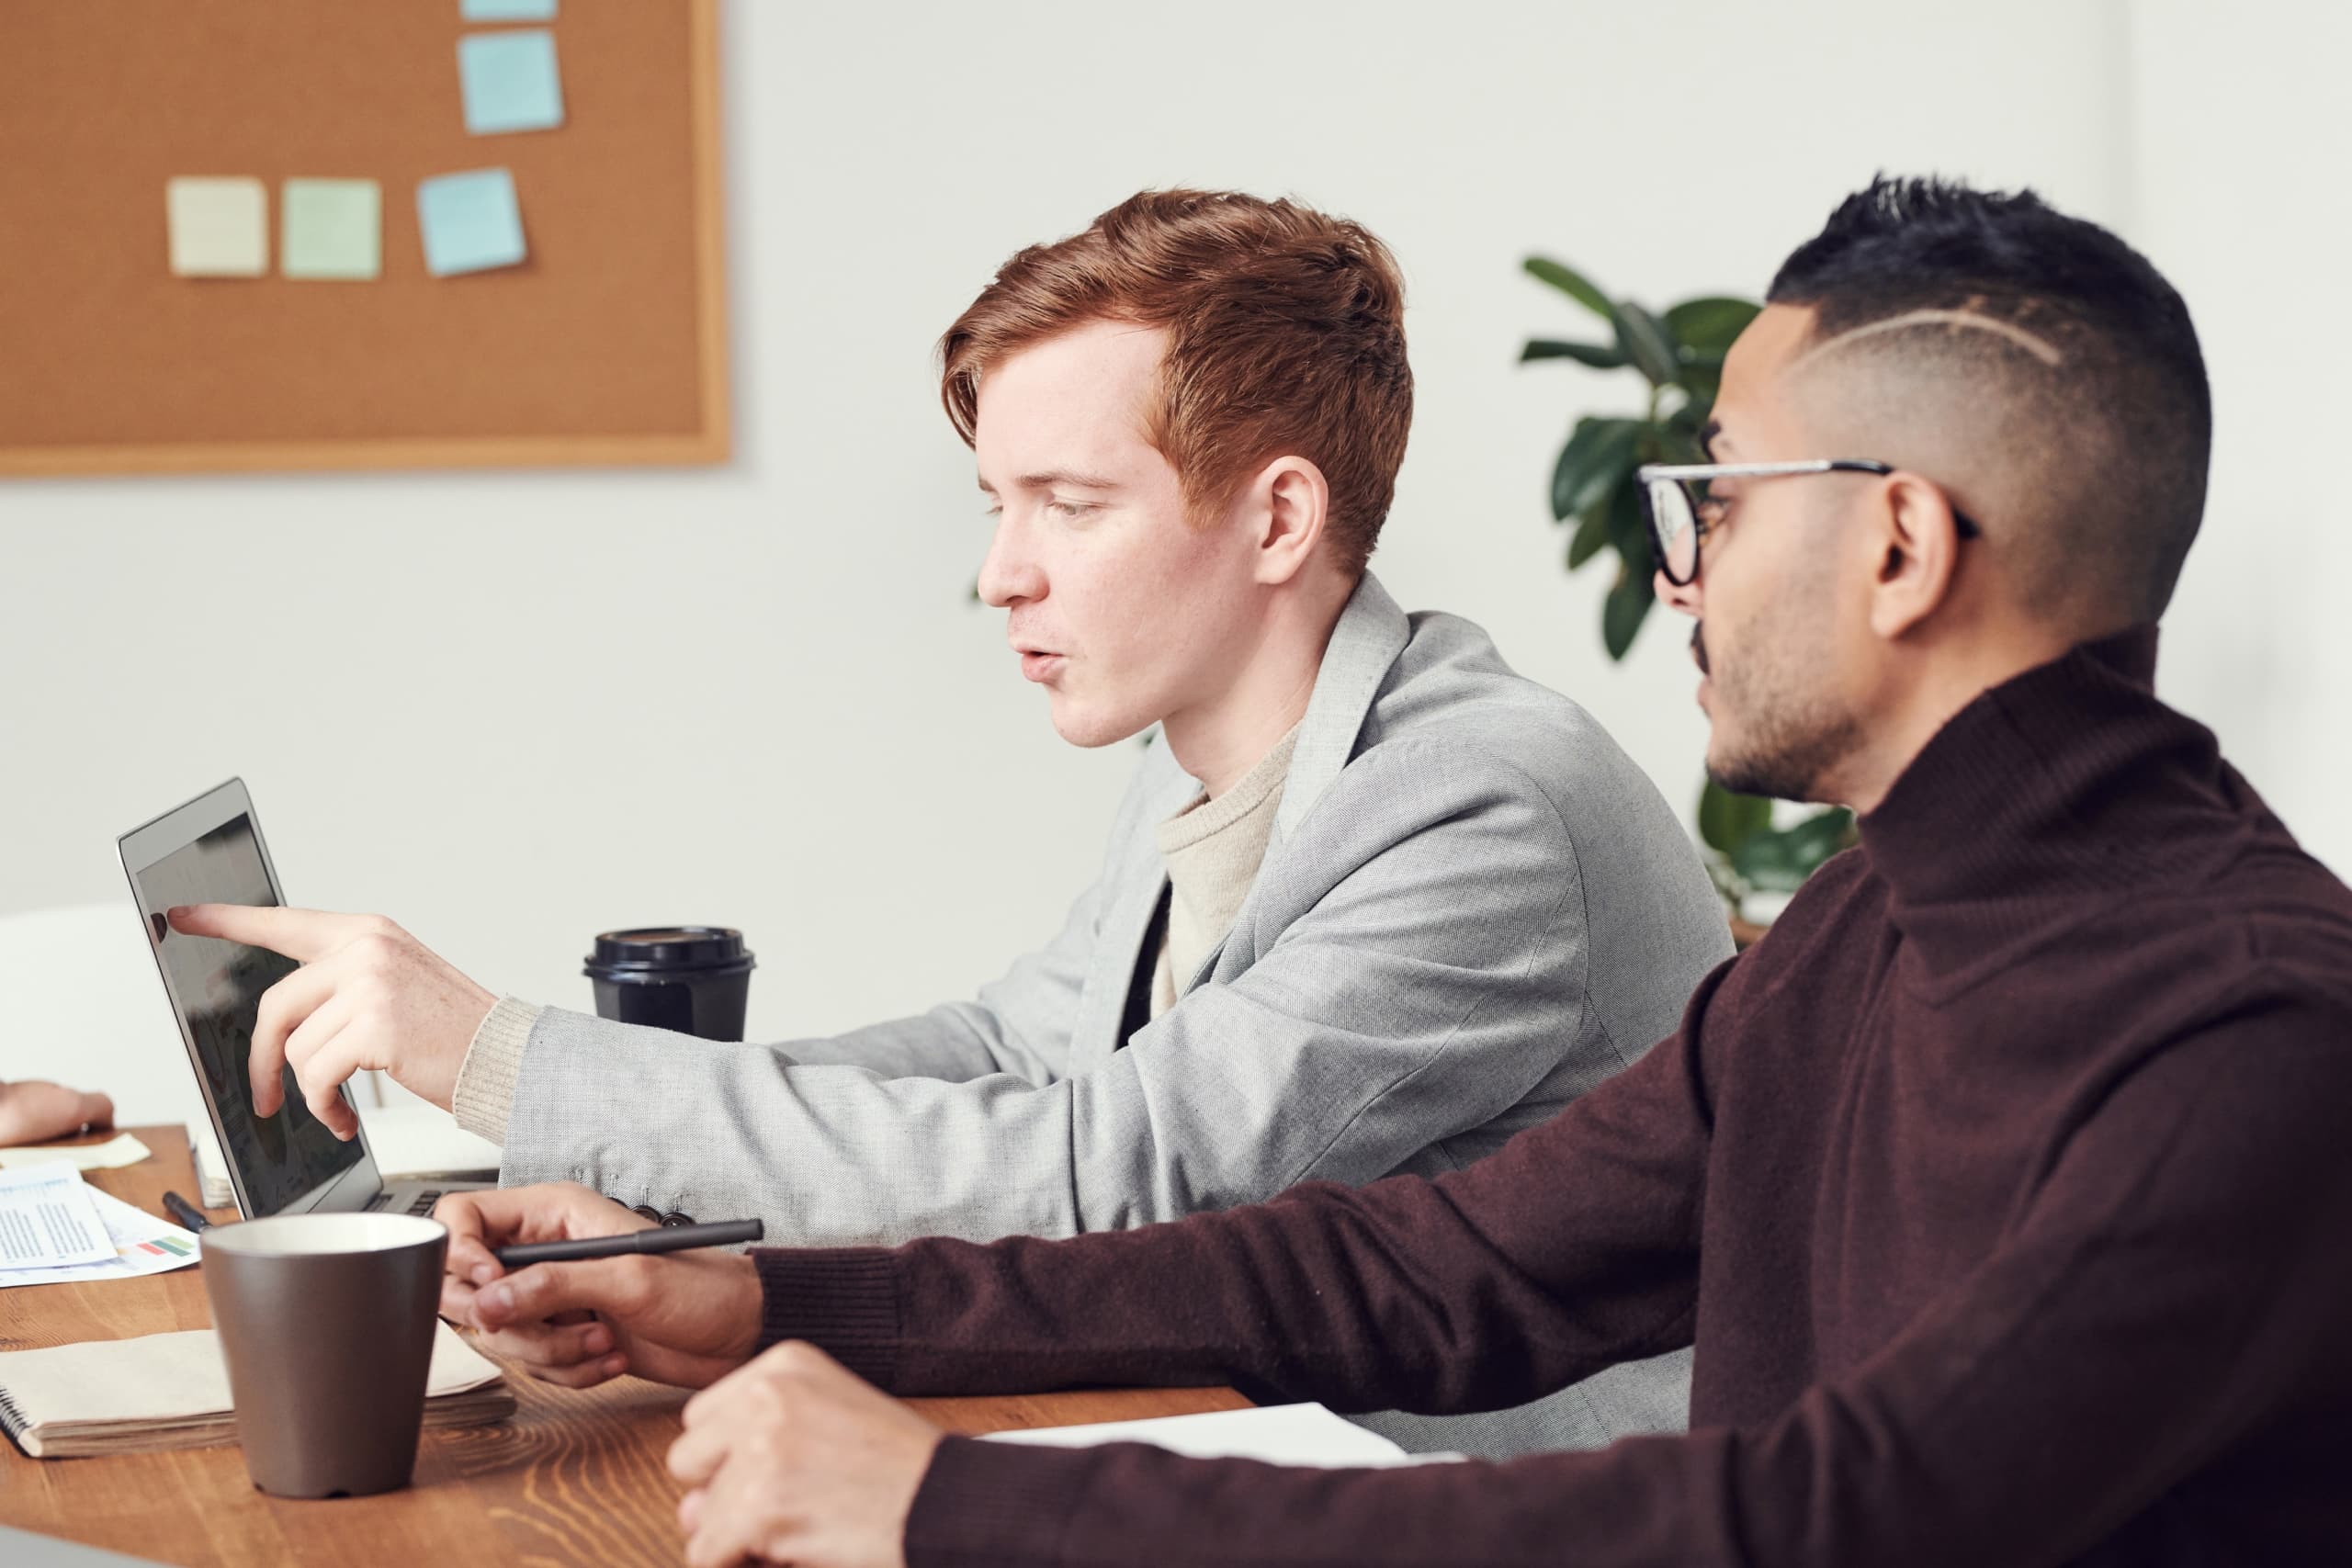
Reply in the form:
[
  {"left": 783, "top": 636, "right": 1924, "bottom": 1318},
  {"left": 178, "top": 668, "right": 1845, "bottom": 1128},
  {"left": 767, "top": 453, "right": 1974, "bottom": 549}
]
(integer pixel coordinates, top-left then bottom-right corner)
[
  {"left": 1069, "top": 747, "right": 1195, "bottom": 1068},
  {"left": 1179, "top": 574, "right": 1410, "bottom": 1007},
  {"left": 1273, "top": 571, "right": 1409, "bottom": 846},
  {"left": 1081, "top": 573, "right": 1411, "bottom": 1041}
]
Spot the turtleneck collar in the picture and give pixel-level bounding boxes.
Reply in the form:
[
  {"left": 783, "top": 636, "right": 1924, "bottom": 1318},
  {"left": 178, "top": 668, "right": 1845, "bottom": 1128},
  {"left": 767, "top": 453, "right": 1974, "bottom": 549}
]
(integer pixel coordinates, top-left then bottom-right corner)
[{"left": 1853, "top": 626, "right": 2250, "bottom": 988}]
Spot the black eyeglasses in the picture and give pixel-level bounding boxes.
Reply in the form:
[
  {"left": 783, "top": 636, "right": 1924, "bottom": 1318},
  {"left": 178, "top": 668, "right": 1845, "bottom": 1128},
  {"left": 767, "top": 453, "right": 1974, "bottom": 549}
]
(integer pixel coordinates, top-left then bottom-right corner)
[{"left": 1636, "top": 459, "right": 1982, "bottom": 586}]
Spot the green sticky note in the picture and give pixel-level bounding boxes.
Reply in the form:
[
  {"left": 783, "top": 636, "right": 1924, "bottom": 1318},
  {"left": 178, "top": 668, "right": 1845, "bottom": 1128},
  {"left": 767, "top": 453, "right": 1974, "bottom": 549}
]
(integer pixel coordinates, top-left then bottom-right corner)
[
  {"left": 458, "top": 30, "right": 564, "bottom": 135},
  {"left": 281, "top": 179, "right": 381, "bottom": 280},
  {"left": 166, "top": 177, "right": 267, "bottom": 277},
  {"left": 461, "top": 0, "right": 556, "bottom": 18}
]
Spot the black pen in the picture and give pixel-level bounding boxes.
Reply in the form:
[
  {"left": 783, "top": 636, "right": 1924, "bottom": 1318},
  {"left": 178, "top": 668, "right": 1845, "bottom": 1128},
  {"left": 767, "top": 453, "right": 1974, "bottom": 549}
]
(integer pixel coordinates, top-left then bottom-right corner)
[
  {"left": 161, "top": 1190, "right": 213, "bottom": 1234},
  {"left": 493, "top": 1218, "right": 763, "bottom": 1269}
]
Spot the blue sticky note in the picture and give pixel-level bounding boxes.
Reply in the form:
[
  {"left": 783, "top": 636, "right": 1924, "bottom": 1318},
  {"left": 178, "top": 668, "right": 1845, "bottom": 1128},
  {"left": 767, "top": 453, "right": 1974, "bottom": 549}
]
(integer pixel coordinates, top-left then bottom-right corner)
[
  {"left": 461, "top": 0, "right": 556, "bottom": 18},
  {"left": 458, "top": 30, "right": 564, "bottom": 136},
  {"left": 417, "top": 169, "right": 526, "bottom": 276}
]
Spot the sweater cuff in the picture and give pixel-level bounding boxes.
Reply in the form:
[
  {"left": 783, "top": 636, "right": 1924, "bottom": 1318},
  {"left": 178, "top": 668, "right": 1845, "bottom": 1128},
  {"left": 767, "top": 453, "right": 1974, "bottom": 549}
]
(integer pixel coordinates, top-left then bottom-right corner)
[
  {"left": 450, "top": 997, "right": 541, "bottom": 1143},
  {"left": 751, "top": 1247, "right": 903, "bottom": 1387},
  {"left": 905, "top": 1437, "right": 1103, "bottom": 1568}
]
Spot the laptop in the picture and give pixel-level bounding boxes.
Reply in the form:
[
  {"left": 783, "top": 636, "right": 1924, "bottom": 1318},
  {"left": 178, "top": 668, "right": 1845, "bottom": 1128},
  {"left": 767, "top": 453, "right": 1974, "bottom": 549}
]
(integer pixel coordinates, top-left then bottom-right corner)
[{"left": 117, "top": 778, "right": 492, "bottom": 1220}]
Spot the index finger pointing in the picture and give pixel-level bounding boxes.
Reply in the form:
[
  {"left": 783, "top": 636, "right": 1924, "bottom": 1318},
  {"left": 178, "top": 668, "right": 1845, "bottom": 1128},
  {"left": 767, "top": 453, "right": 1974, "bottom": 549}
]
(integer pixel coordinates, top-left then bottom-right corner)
[{"left": 167, "top": 904, "right": 368, "bottom": 964}]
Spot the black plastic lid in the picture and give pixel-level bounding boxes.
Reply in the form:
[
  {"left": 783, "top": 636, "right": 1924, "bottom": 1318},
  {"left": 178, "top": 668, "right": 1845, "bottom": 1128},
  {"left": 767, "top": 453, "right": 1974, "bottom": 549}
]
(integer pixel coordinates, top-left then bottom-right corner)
[{"left": 584, "top": 926, "right": 754, "bottom": 976}]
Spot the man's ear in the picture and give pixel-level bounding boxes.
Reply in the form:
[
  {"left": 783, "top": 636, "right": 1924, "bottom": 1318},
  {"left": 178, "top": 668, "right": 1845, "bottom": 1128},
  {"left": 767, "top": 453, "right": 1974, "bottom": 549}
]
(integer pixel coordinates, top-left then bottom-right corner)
[
  {"left": 1867, "top": 472, "right": 1967, "bottom": 640},
  {"left": 1244, "top": 455, "right": 1330, "bottom": 587}
]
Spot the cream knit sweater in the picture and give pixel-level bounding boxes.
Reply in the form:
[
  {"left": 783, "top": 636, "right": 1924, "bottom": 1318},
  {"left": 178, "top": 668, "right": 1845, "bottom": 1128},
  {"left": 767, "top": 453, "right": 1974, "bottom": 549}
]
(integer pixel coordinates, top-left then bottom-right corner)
[{"left": 1148, "top": 723, "right": 1300, "bottom": 1019}]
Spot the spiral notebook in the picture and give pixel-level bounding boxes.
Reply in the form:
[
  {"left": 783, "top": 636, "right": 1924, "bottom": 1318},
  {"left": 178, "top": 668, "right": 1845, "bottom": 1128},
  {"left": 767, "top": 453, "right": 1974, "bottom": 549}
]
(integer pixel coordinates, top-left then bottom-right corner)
[{"left": 0, "top": 1320, "right": 514, "bottom": 1458}]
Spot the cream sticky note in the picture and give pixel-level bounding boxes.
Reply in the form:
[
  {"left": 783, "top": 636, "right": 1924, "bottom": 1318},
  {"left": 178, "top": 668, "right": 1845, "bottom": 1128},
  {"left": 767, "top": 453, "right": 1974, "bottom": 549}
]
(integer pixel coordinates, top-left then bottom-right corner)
[
  {"left": 166, "top": 177, "right": 267, "bottom": 277},
  {"left": 458, "top": 30, "right": 564, "bottom": 135},
  {"left": 281, "top": 179, "right": 381, "bottom": 280},
  {"left": 0, "top": 1133, "right": 153, "bottom": 1173},
  {"left": 417, "top": 168, "right": 527, "bottom": 276}
]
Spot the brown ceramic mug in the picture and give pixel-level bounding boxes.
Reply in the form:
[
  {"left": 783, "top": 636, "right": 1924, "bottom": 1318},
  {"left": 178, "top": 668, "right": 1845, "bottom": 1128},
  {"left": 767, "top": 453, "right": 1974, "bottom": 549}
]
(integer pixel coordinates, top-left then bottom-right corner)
[{"left": 200, "top": 1212, "right": 447, "bottom": 1498}]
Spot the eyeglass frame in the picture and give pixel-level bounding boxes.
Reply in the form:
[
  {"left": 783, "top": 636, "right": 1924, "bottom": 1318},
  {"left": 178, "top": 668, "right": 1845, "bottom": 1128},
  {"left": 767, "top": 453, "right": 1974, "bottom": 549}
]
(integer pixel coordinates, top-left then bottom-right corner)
[{"left": 1634, "top": 459, "right": 1982, "bottom": 587}]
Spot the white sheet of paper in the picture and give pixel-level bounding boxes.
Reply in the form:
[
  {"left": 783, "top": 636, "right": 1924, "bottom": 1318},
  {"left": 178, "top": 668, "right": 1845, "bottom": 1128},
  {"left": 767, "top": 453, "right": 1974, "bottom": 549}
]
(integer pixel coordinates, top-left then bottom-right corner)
[
  {"left": 0, "top": 1165, "right": 116, "bottom": 1269},
  {"left": 0, "top": 1185, "right": 201, "bottom": 1289},
  {"left": 984, "top": 1403, "right": 1462, "bottom": 1469},
  {"left": 0, "top": 1133, "right": 154, "bottom": 1172}
]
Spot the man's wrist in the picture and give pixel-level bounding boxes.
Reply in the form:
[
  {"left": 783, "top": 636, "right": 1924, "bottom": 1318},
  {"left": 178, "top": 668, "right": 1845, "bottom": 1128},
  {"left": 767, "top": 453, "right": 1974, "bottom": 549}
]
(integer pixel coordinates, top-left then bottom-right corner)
[
  {"left": 750, "top": 1247, "right": 902, "bottom": 1388},
  {"left": 724, "top": 1251, "right": 767, "bottom": 1368},
  {"left": 449, "top": 997, "right": 543, "bottom": 1141}
]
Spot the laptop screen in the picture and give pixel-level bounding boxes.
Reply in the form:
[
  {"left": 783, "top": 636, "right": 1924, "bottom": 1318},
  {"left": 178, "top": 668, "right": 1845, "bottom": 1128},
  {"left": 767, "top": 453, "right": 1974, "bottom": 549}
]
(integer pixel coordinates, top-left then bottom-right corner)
[{"left": 128, "top": 813, "right": 363, "bottom": 1215}]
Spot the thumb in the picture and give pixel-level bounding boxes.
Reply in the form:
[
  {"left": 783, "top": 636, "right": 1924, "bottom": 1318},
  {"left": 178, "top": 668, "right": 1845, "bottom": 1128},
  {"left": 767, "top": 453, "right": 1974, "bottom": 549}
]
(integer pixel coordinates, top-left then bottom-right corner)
[{"left": 476, "top": 1256, "right": 643, "bottom": 1329}]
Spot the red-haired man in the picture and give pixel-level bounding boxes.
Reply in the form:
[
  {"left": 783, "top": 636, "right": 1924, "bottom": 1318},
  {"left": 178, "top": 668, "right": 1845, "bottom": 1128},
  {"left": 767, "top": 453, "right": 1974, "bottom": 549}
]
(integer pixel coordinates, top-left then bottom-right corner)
[{"left": 177, "top": 191, "right": 1732, "bottom": 1456}]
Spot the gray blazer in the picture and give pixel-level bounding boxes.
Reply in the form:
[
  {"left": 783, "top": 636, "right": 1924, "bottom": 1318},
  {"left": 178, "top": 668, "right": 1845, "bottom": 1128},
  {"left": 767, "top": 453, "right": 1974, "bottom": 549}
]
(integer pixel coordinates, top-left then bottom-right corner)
[{"left": 501, "top": 573, "right": 1732, "bottom": 1454}]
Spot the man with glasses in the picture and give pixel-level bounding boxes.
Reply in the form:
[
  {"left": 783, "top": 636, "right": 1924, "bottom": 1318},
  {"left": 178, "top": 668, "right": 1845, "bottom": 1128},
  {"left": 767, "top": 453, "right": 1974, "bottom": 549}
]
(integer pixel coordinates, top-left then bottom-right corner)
[{"left": 440, "top": 176, "right": 2352, "bottom": 1566}]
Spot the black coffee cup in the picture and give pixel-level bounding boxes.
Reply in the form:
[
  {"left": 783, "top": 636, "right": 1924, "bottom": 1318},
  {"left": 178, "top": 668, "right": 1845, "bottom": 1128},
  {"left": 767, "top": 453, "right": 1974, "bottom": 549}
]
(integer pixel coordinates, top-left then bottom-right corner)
[{"left": 584, "top": 927, "right": 755, "bottom": 1041}]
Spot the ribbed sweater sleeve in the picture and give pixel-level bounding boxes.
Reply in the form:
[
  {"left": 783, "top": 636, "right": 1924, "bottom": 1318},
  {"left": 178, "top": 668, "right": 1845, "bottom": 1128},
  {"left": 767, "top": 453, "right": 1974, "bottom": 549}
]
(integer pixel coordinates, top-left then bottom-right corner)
[
  {"left": 756, "top": 987, "right": 2352, "bottom": 1566},
  {"left": 751, "top": 978, "right": 1715, "bottom": 1415},
  {"left": 450, "top": 996, "right": 541, "bottom": 1142}
]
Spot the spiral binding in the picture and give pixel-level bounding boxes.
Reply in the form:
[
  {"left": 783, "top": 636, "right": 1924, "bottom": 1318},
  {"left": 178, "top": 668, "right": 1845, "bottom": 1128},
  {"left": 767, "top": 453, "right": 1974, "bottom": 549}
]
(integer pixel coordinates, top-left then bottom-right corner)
[{"left": 0, "top": 1382, "right": 32, "bottom": 1444}]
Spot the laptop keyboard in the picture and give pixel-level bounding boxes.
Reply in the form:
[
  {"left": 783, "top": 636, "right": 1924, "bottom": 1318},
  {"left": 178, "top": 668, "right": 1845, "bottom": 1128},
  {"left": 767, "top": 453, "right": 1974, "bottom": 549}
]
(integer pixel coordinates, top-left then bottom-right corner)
[{"left": 365, "top": 1190, "right": 447, "bottom": 1214}]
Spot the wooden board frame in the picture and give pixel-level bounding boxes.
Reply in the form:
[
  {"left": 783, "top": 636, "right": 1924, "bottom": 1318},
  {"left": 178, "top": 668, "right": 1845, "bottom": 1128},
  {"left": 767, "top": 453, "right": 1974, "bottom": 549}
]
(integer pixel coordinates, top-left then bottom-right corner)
[{"left": 0, "top": 1, "right": 729, "bottom": 478}]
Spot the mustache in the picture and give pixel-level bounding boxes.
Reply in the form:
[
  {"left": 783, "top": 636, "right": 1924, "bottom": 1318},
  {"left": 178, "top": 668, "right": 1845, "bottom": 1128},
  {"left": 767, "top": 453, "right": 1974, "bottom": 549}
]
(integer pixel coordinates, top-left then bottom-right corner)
[{"left": 1692, "top": 624, "right": 1711, "bottom": 677}]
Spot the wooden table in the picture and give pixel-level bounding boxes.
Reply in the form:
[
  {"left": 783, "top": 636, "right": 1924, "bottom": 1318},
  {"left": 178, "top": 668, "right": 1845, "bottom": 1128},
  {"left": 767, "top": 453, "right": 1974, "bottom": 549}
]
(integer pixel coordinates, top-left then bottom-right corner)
[{"left": 0, "top": 1127, "right": 1249, "bottom": 1566}]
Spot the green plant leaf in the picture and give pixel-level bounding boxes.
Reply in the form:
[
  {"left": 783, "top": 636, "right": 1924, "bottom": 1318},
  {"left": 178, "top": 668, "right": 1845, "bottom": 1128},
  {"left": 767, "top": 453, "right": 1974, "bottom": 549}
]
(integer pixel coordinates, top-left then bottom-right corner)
[
  {"left": 1611, "top": 301, "right": 1681, "bottom": 387},
  {"left": 1601, "top": 567, "right": 1654, "bottom": 660},
  {"left": 1521, "top": 338, "right": 1629, "bottom": 368},
  {"left": 1659, "top": 399, "right": 1713, "bottom": 460},
  {"left": 1729, "top": 830, "right": 1806, "bottom": 892},
  {"left": 1602, "top": 468, "right": 1651, "bottom": 569},
  {"left": 1550, "top": 417, "right": 1641, "bottom": 523},
  {"left": 1674, "top": 368, "right": 1722, "bottom": 412},
  {"left": 1566, "top": 498, "right": 1613, "bottom": 569},
  {"left": 1663, "top": 296, "right": 1760, "bottom": 354},
  {"left": 1523, "top": 256, "right": 1614, "bottom": 322},
  {"left": 1697, "top": 779, "right": 1774, "bottom": 856},
  {"left": 1781, "top": 806, "right": 1857, "bottom": 865},
  {"left": 1730, "top": 807, "right": 1857, "bottom": 890}
]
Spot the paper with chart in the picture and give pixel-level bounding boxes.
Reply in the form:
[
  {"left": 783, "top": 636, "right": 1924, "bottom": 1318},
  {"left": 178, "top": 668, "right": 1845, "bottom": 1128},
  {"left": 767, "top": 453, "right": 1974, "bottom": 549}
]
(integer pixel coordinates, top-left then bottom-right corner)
[
  {"left": 0, "top": 1179, "right": 201, "bottom": 1290},
  {"left": 0, "top": 1165, "right": 115, "bottom": 1269}
]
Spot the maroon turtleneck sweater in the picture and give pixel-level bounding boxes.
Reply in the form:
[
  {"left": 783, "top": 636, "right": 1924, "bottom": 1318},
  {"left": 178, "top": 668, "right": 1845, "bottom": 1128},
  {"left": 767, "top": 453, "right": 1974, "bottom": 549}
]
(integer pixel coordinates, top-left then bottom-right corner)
[{"left": 755, "top": 629, "right": 2352, "bottom": 1567}]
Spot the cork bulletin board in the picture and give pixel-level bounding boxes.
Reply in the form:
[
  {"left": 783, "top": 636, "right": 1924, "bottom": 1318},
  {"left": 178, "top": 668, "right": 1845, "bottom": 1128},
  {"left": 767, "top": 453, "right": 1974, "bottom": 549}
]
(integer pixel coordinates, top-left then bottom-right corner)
[{"left": 0, "top": 1, "right": 728, "bottom": 475}]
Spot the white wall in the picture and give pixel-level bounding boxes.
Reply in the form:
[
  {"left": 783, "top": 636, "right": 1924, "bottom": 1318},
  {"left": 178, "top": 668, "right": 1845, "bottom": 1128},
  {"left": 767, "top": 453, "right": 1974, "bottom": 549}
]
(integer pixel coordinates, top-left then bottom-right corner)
[
  {"left": 2123, "top": 1, "right": 2352, "bottom": 869},
  {"left": 11, "top": 0, "right": 2313, "bottom": 1066}
]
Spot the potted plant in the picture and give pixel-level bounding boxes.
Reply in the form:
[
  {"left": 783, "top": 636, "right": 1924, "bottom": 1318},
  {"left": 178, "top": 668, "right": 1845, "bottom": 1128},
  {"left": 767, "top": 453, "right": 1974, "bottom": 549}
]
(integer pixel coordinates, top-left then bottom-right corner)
[{"left": 1521, "top": 257, "right": 1852, "bottom": 936}]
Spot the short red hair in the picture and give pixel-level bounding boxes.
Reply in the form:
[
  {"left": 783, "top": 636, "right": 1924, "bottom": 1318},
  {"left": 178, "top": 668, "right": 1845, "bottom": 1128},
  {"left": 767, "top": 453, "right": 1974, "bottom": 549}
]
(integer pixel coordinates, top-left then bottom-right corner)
[{"left": 939, "top": 190, "right": 1413, "bottom": 575}]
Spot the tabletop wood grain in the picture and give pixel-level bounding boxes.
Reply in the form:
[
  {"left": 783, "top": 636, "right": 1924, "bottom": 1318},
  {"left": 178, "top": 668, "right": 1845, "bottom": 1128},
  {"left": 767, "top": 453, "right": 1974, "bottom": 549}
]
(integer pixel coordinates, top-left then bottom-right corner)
[{"left": 0, "top": 1126, "right": 1249, "bottom": 1566}]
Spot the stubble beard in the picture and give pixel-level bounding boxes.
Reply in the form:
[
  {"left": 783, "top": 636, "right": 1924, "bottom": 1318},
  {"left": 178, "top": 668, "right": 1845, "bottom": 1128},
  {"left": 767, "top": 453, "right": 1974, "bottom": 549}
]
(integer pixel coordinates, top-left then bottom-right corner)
[{"left": 1700, "top": 617, "right": 1862, "bottom": 806}]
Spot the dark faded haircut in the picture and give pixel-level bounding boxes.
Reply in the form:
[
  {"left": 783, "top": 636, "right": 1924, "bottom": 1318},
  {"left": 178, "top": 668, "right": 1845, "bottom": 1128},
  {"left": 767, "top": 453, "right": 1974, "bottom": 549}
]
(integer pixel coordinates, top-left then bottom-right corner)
[{"left": 1770, "top": 175, "right": 2210, "bottom": 625}]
